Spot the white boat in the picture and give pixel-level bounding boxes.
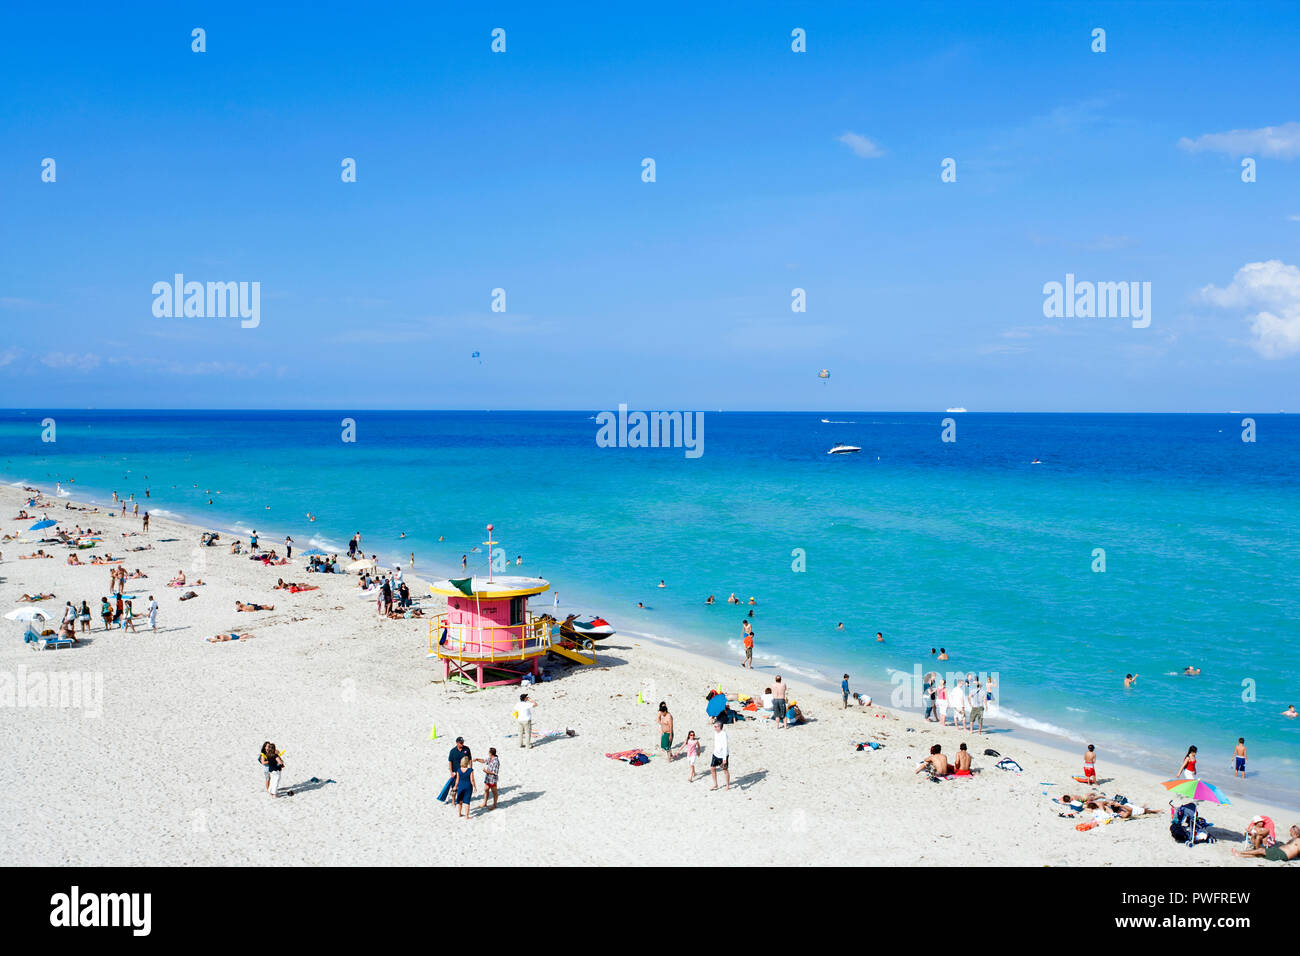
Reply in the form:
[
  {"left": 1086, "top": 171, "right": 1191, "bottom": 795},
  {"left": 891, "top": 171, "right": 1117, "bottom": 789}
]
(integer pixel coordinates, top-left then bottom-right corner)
[
  {"left": 827, "top": 444, "right": 862, "bottom": 455},
  {"left": 946, "top": 407, "right": 967, "bottom": 413}
]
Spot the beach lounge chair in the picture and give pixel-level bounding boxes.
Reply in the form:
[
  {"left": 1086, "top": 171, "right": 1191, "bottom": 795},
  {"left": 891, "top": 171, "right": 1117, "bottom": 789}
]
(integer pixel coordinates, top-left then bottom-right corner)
[{"left": 25, "top": 628, "right": 74, "bottom": 651}]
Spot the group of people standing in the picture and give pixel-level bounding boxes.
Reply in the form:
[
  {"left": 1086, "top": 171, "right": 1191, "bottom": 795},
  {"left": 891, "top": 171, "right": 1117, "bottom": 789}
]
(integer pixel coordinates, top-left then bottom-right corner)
[{"left": 923, "top": 674, "right": 990, "bottom": 731}]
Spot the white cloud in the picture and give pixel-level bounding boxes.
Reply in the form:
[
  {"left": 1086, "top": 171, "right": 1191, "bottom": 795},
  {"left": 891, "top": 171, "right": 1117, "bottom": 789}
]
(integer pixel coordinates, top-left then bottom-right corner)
[
  {"left": 1200, "top": 260, "right": 1300, "bottom": 358},
  {"left": 1177, "top": 121, "right": 1300, "bottom": 159},
  {"left": 836, "top": 132, "right": 885, "bottom": 159},
  {"left": 0, "top": 348, "right": 20, "bottom": 367},
  {"left": 41, "top": 352, "right": 101, "bottom": 372}
]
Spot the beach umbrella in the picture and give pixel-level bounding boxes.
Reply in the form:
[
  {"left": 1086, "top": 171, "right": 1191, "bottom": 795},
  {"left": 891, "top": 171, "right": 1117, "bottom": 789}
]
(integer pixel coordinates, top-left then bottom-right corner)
[
  {"left": 5, "top": 607, "right": 50, "bottom": 623},
  {"left": 1161, "top": 778, "right": 1231, "bottom": 805},
  {"left": 1161, "top": 778, "right": 1230, "bottom": 846},
  {"left": 28, "top": 519, "right": 56, "bottom": 531},
  {"left": 346, "top": 558, "right": 375, "bottom": 572}
]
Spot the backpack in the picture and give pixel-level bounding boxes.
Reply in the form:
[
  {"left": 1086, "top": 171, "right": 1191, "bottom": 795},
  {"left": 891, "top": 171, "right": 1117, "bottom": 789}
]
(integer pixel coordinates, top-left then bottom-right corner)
[{"left": 1170, "top": 822, "right": 1190, "bottom": 843}]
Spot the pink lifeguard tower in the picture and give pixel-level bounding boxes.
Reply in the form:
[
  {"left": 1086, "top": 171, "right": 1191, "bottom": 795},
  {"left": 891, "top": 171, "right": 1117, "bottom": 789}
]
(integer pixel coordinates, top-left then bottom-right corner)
[{"left": 427, "top": 524, "right": 562, "bottom": 688}]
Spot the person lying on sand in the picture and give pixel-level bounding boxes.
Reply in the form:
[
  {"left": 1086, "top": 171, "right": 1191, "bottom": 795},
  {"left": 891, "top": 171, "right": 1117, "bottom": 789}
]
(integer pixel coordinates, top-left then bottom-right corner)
[
  {"left": 1233, "top": 825, "right": 1300, "bottom": 861},
  {"left": 129, "top": 569, "right": 147, "bottom": 578},
  {"left": 235, "top": 601, "right": 274, "bottom": 612},
  {"left": 207, "top": 632, "right": 256, "bottom": 642},
  {"left": 178, "top": 590, "right": 199, "bottom": 601},
  {"left": 20, "top": 550, "right": 52, "bottom": 559},
  {"left": 915, "top": 744, "right": 949, "bottom": 776},
  {"left": 19, "top": 592, "right": 55, "bottom": 602}
]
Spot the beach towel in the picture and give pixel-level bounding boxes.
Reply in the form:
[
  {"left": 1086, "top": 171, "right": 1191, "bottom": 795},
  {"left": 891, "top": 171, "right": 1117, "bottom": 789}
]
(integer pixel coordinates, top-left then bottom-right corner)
[
  {"left": 995, "top": 757, "right": 1023, "bottom": 773},
  {"left": 605, "top": 749, "right": 649, "bottom": 764},
  {"left": 854, "top": 742, "right": 881, "bottom": 751}
]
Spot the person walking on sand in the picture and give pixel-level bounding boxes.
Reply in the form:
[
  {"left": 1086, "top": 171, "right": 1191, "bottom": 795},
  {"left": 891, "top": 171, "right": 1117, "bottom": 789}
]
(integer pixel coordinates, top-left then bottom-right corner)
[
  {"left": 842, "top": 673, "right": 851, "bottom": 709},
  {"left": 709, "top": 720, "right": 730, "bottom": 791},
  {"left": 1177, "top": 745, "right": 1199, "bottom": 779},
  {"left": 475, "top": 748, "right": 500, "bottom": 810},
  {"left": 742, "top": 619, "right": 754, "bottom": 668},
  {"left": 1234, "top": 738, "right": 1248, "bottom": 778},
  {"left": 454, "top": 756, "right": 476, "bottom": 820},
  {"left": 1083, "top": 744, "right": 1097, "bottom": 785},
  {"left": 772, "top": 675, "right": 788, "bottom": 729},
  {"left": 142, "top": 511, "right": 149, "bottom": 533},
  {"left": 937, "top": 680, "right": 949, "bottom": 726},
  {"left": 260, "top": 742, "right": 285, "bottom": 798},
  {"left": 657, "top": 702, "right": 674, "bottom": 759},
  {"left": 516, "top": 693, "right": 537, "bottom": 748},
  {"left": 100, "top": 596, "right": 112, "bottom": 631},
  {"left": 147, "top": 594, "right": 158, "bottom": 632},
  {"left": 682, "top": 730, "right": 700, "bottom": 782},
  {"left": 951, "top": 678, "right": 966, "bottom": 729}
]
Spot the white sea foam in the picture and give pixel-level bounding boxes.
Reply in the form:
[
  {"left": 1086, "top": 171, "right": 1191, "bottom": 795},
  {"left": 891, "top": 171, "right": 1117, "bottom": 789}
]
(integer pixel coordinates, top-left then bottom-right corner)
[{"left": 996, "top": 707, "right": 1087, "bottom": 744}]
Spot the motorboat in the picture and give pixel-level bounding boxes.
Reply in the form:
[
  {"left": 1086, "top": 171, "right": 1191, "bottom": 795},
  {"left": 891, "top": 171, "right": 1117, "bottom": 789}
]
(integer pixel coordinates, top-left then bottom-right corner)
[{"left": 827, "top": 444, "right": 862, "bottom": 455}]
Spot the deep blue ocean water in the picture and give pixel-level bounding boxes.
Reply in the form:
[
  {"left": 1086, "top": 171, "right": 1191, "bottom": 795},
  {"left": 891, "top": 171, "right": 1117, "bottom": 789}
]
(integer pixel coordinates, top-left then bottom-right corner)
[{"left": 3, "top": 409, "right": 1298, "bottom": 807}]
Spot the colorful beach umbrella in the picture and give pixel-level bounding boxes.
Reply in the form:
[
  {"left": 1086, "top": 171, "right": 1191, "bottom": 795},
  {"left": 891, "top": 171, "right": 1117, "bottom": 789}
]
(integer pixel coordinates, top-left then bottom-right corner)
[
  {"left": 1162, "top": 778, "right": 1229, "bottom": 847},
  {"left": 1161, "top": 778, "right": 1231, "bottom": 805},
  {"left": 28, "top": 519, "right": 56, "bottom": 531}
]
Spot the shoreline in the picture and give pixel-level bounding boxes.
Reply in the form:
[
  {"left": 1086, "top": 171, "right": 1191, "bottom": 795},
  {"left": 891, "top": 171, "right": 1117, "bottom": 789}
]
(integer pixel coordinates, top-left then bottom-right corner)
[
  {"left": 9, "top": 470, "right": 1299, "bottom": 817},
  {"left": 3, "top": 480, "right": 1297, "bottom": 866}
]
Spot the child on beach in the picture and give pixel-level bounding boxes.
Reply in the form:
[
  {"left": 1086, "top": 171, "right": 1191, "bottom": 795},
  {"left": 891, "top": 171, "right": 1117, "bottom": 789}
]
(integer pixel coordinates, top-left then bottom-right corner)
[
  {"left": 1083, "top": 744, "right": 1097, "bottom": 784},
  {"left": 1235, "top": 738, "right": 1247, "bottom": 777},
  {"left": 1178, "top": 745, "right": 1198, "bottom": 779},
  {"left": 842, "top": 674, "right": 851, "bottom": 709},
  {"left": 682, "top": 731, "right": 700, "bottom": 782}
]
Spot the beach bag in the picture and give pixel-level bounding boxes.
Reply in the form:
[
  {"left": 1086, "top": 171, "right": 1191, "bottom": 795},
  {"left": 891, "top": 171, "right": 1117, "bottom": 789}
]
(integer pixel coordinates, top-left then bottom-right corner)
[
  {"left": 1169, "top": 821, "right": 1190, "bottom": 843},
  {"left": 983, "top": 749, "right": 1000, "bottom": 757},
  {"left": 628, "top": 753, "right": 650, "bottom": 766}
]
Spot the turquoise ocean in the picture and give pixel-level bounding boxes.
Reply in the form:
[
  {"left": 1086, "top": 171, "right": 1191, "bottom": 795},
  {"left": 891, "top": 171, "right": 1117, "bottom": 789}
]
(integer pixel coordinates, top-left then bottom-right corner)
[{"left": 3, "top": 409, "right": 1298, "bottom": 808}]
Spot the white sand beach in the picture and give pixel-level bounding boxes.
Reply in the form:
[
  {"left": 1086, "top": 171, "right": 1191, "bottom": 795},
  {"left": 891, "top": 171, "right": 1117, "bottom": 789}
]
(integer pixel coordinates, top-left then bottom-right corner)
[{"left": 1, "top": 483, "right": 1294, "bottom": 867}]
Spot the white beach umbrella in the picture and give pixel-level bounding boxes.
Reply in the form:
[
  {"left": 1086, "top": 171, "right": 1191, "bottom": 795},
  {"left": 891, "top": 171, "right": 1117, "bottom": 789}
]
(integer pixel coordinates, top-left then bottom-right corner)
[
  {"left": 5, "top": 607, "right": 51, "bottom": 623},
  {"left": 346, "top": 559, "right": 375, "bottom": 572}
]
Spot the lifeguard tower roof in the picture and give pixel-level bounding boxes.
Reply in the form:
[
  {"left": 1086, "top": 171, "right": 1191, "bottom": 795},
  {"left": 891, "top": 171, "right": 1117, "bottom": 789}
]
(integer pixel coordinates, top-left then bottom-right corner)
[{"left": 428, "top": 575, "right": 549, "bottom": 599}]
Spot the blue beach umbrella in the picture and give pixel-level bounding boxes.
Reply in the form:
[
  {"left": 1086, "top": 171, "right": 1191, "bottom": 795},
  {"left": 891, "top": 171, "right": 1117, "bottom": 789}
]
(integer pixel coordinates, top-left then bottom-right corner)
[{"left": 28, "top": 519, "right": 56, "bottom": 531}]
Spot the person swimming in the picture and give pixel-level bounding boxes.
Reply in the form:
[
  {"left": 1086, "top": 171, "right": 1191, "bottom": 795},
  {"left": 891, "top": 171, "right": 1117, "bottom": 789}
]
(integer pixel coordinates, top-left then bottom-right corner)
[{"left": 1182, "top": 665, "right": 1201, "bottom": 676}]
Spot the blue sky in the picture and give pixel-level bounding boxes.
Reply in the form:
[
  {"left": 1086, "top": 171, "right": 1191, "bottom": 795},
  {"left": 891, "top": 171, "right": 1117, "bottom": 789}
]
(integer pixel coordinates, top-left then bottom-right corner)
[{"left": 2, "top": 1, "right": 1298, "bottom": 411}]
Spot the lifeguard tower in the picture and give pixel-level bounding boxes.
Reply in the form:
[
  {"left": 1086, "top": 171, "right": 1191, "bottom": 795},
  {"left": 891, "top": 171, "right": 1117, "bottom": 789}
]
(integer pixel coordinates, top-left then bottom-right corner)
[{"left": 428, "top": 524, "right": 593, "bottom": 688}]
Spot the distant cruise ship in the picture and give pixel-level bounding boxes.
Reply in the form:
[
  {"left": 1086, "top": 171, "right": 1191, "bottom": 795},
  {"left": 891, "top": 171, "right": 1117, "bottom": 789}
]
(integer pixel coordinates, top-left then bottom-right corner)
[{"left": 946, "top": 407, "right": 967, "bottom": 413}]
